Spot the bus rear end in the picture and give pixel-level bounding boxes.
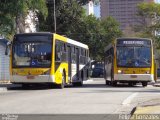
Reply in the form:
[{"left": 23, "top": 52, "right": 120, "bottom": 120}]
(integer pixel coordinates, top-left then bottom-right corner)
[
  {"left": 11, "top": 33, "right": 54, "bottom": 87},
  {"left": 114, "top": 38, "right": 154, "bottom": 87}
]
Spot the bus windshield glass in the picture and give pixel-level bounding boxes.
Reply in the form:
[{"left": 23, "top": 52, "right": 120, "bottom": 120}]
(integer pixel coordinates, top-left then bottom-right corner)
[
  {"left": 117, "top": 46, "right": 151, "bottom": 67},
  {"left": 12, "top": 35, "right": 52, "bottom": 68}
]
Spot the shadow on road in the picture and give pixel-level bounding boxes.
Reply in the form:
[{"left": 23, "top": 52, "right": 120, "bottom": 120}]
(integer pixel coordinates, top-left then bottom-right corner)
[{"left": 7, "top": 84, "right": 61, "bottom": 91}]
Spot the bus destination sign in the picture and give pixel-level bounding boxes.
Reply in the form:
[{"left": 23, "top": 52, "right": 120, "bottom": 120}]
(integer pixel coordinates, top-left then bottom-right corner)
[
  {"left": 117, "top": 39, "right": 151, "bottom": 46},
  {"left": 123, "top": 41, "right": 144, "bottom": 45}
]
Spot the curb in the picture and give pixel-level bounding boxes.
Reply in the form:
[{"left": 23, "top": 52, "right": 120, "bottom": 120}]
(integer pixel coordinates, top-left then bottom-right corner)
[
  {"left": 134, "top": 106, "right": 160, "bottom": 114},
  {"left": 130, "top": 106, "right": 160, "bottom": 119}
]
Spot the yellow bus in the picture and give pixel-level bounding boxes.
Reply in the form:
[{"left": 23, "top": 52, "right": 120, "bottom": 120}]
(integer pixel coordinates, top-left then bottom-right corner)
[
  {"left": 104, "top": 38, "right": 154, "bottom": 87},
  {"left": 7, "top": 33, "right": 90, "bottom": 88}
]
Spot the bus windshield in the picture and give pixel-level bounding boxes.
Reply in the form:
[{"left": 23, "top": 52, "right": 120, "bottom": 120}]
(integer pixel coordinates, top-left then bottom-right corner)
[
  {"left": 117, "top": 46, "right": 151, "bottom": 67},
  {"left": 12, "top": 35, "right": 52, "bottom": 68}
]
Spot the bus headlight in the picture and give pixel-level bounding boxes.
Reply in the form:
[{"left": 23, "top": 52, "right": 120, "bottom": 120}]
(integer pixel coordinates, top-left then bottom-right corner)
[
  {"left": 146, "top": 71, "right": 150, "bottom": 74},
  {"left": 118, "top": 70, "right": 122, "bottom": 74}
]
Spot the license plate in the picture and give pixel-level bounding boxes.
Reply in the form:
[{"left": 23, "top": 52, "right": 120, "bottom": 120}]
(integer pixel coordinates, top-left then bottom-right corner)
[
  {"left": 130, "top": 75, "right": 137, "bottom": 78},
  {"left": 27, "top": 76, "right": 35, "bottom": 79}
]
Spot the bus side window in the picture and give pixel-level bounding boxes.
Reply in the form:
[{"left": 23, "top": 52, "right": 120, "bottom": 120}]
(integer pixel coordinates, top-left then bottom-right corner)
[
  {"left": 55, "top": 41, "right": 61, "bottom": 61},
  {"left": 62, "top": 43, "right": 66, "bottom": 52},
  {"left": 85, "top": 49, "right": 87, "bottom": 64},
  {"left": 71, "top": 46, "right": 76, "bottom": 63},
  {"left": 61, "top": 42, "right": 67, "bottom": 62},
  {"left": 81, "top": 48, "right": 85, "bottom": 64}
]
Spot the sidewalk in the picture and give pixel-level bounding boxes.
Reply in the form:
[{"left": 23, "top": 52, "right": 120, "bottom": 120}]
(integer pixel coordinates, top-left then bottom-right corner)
[
  {"left": 130, "top": 80, "right": 160, "bottom": 119},
  {"left": 153, "top": 79, "right": 160, "bottom": 87},
  {"left": 130, "top": 94, "right": 160, "bottom": 119}
]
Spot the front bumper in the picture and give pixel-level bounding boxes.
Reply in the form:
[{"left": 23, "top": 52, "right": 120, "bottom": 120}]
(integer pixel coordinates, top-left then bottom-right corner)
[
  {"left": 11, "top": 75, "right": 55, "bottom": 83},
  {"left": 114, "top": 74, "right": 154, "bottom": 82}
]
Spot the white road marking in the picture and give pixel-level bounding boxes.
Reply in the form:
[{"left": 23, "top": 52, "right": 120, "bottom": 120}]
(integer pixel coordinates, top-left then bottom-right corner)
[{"left": 122, "top": 92, "right": 138, "bottom": 105}]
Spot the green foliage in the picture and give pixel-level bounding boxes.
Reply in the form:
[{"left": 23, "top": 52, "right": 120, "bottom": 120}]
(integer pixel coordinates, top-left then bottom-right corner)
[
  {"left": 0, "top": 0, "right": 47, "bottom": 39},
  {"left": 135, "top": 2, "right": 160, "bottom": 47},
  {"left": 39, "top": 0, "right": 85, "bottom": 33}
]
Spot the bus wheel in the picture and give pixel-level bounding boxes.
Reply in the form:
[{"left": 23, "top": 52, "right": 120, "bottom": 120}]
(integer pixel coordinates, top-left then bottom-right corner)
[
  {"left": 142, "top": 82, "right": 148, "bottom": 87},
  {"left": 57, "top": 72, "right": 65, "bottom": 89}
]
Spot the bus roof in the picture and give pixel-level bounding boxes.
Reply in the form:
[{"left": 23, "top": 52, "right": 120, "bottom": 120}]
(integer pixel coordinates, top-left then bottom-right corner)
[
  {"left": 14, "top": 33, "right": 89, "bottom": 49},
  {"left": 116, "top": 37, "right": 152, "bottom": 41},
  {"left": 67, "top": 38, "right": 88, "bottom": 49}
]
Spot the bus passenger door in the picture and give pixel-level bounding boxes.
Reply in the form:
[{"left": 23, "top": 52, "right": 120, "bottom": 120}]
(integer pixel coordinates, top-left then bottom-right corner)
[
  {"left": 67, "top": 46, "right": 72, "bottom": 81},
  {"left": 76, "top": 48, "right": 79, "bottom": 80}
]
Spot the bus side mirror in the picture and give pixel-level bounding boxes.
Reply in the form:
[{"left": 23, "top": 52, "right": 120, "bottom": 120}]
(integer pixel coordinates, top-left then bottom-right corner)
[{"left": 5, "top": 41, "right": 11, "bottom": 55}]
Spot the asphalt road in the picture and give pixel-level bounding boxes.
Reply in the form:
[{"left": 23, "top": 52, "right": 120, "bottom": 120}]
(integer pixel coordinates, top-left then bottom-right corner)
[{"left": 0, "top": 78, "right": 160, "bottom": 115}]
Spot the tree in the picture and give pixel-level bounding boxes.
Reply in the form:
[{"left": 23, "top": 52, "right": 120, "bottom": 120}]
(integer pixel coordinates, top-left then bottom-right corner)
[
  {"left": 0, "top": 0, "right": 47, "bottom": 39},
  {"left": 68, "top": 16, "right": 122, "bottom": 61},
  {"left": 39, "top": 0, "right": 85, "bottom": 33},
  {"left": 135, "top": 2, "right": 160, "bottom": 46}
]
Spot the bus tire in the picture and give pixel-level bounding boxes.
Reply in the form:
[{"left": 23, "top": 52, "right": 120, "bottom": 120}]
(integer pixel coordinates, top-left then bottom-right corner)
[
  {"left": 142, "top": 82, "right": 148, "bottom": 87},
  {"left": 57, "top": 72, "right": 65, "bottom": 89}
]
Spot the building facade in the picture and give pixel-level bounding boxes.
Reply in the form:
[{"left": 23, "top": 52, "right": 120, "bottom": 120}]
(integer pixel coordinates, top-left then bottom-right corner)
[{"left": 100, "top": 0, "right": 154, "bottom": 31}]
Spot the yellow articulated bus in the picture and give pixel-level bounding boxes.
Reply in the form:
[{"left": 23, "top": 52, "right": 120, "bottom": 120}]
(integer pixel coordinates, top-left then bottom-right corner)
[
  {"left": 7, "top": 33, "right": 90, "bottom": 88},
  {"left": 104, "top": 38, "right": 155, "bottom": 87}
]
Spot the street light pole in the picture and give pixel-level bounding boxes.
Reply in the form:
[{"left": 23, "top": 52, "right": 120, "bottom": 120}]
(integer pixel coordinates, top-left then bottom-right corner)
[{"left": 54, "top": 0, "right": 56, "bottom": 33}]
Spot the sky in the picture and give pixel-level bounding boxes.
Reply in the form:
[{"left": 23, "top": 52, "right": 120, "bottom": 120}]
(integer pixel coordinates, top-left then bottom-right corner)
[
  {"left": 94, "top": 5, "right": 100, "bottom": 18},
  {"left": 155, "top": 0, "right": 160, "bottom": 3}
]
